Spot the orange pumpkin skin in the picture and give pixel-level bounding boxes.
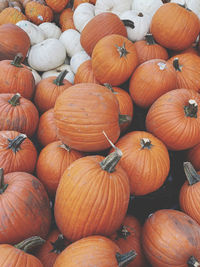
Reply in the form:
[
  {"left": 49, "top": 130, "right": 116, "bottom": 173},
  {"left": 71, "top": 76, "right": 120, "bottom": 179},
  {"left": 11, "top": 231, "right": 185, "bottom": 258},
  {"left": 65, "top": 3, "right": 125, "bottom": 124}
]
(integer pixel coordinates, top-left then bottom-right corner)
[
  {"left": 168, "top": 53, "right": 200, "bottom": 92},
  {"left": 129, "top": 59, "right": 177, "bottom": 108},
  {"left": 92, "top": 34, "right": 138, "bottom": 86},
  {"left": 73, "top": 0, "right": 90, "bottom": 9},
  {"left": 37, "top": 108, "right": 59, "bottom": 147},
  {"left": 74, "top": 59, "right": 100, "bottom": 84},
  {"left": 59, "top": 8, "right": 75, "bottom": 31},
  {"left": 0, "top": 93, "right": 39, "bottom": 137},
  {"left": 0, "top": 7, "right": 27, "bottom": 25},
  {"left": 54, "top": 83, "right": 121, "bottom": 152},
  {"left": 187, "top": 143, "right": 200, "bottom": 171},
  {"left": 134, "top": 34, "right": 169, "bottom": 65},
  {"left": 36, "top": 141, "right": 83, "bottom": 197},
  {"left": 81, "top": 12, "right": 127, "bottom": 56},
  {"left": 0, "top": 243, "right": 43, "bottom": 267},
  {"left": 54, "top": 235, "right": 122, "bottom": 267},
  {"left": 0, "top": 56, "right": 35, "bottom": 100},
  {"left": 45, "top": 0, "right": 69, "bottom": 13},
  {"left": 34, "top": 74, "right": 72, "bottom": 113},
  {"left": 150, "top": 3, "right": 200, "bottom": 51},
  {"left": 110, "top": 215, "right": 147, "bottom": 267},
  {"left": 142, "top": 209, "right": 200, "bottom": 267},
  {"left": 0, "top": 131, "right": 37, "bottom": 175},
  {"left": 0, "top": 171, "right": 51, "bottom": 244},
  {"left": 0, "top": 23, "right": 30, "bottom": 61},
  {"left": 54, "top": 155, "right": 130, "bottom": 241},
  {"left": 110, "top": 131, "right": 170, "bottom": 196},
  {"left": 146, "top": 88, "right": 200, "bottom": 151}
]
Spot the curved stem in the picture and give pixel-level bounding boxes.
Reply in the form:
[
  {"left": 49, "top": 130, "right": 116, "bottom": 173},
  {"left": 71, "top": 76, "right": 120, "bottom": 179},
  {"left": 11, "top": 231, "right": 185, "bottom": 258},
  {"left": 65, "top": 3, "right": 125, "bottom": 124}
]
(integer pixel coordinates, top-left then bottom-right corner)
[
  {"left": 116, "top": 225, "right": 131, "bottom": 240},
  {"left": 184, "top": 99, "right": 198, "bottom": 118},
  {"left": 145, "top": 33, "right": 156, "bottom": 45},
  {"left": 140, "top": 138, "right": 152, "bottom": 150},
  {"left": 15, "top": 236, "right": 45, "bottom": 253},
  {"left": 183, "top": 162, "right": 200, "bottom": 185},
  {"left": 0, "top": 168, "right": 8, "bottom": 194},
  {"left": 116, "top": 250, "right": 137, "bottom": 267},
  {"left": 8, "top": 93, "right": 21, "bottom": 106},
  {"left": 50, "top": 234, "right": 66, "bottom": 254},
  {"left": 11, "top": 53, "right": 23, "bottom": 68},
  {"left": 173, "top": 58, "right": 182, "bottom": 72},
  {"left": 122, "top": 19, "right": 135, "bottom": 29},
  {"left": 7, "top": 134, "right": 27, "bottom": 153},
  {"left": 115, "top": 42, "right": 129, "bottom": 58},
  {"left": 59, "top": 143, "right": 71, "bottom": 151},
  {"left": 119, "top": 114, "right": 132, "bottom": 125},
  {"left": 188, "top": 256, "right": 200, "bottom": 267},
  {"left": 53, "top": 70, "right": 68, "bottom": 86}
]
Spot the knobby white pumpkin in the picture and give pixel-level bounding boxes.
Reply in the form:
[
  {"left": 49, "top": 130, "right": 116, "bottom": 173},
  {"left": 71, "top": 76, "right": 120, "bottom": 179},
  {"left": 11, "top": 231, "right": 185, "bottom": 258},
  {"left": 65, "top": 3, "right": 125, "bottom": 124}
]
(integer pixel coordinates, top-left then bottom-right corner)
[
  {"left": 16, "top": 20, "right": 45, "bottom": 45},
  {"left": 28, "top": 38, "right": 66, "bottom": 72},
  {"left": 95, "top": 0, "right": 132, "bottom": 16},
  {"left": 59, "top": 29, "right": 84, "bottom": 58},
  {"left": 38, "top": 22, "right": 62, "bottom": 39},
  {"left": 73, "top": 3, "right": 95, "bottom": 32},
  {"left": 70, "top": 50, "right": 90, "bottom": 74},
  {"left": 131, "top": 0, "right": 163, "bottom": 19},
  {"left": 120, "top": 10, "right": 151, "bottom": 42},
  {"left": 42, "top": 64, "right": 75, "bottom": 84},
  {"left": 170, "top": 0, "right": 200, "bottom": 19}
]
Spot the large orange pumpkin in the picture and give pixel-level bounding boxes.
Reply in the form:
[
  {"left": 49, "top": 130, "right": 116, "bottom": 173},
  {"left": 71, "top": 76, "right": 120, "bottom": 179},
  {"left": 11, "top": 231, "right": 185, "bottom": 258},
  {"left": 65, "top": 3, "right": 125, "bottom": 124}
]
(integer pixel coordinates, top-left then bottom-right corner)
[{"left": 187, "top": 142, "right": 200, "bottom": 171}]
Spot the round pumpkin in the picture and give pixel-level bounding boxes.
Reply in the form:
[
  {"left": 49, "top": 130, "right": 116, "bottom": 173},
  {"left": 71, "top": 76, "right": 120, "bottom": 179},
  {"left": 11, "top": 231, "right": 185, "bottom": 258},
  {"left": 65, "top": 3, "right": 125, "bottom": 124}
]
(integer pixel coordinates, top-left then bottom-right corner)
[
  {"left": 45, "top": 0, "right": 69, "bottom": 12},
  {"left": 74, "top": 59, "right": 100, "bottom": 84},
  {"left": 0, "top": 7, "right": 26, "bottom": 25},
  {"left": 187, "top": 142, "right": 200, "bottom": 171}
]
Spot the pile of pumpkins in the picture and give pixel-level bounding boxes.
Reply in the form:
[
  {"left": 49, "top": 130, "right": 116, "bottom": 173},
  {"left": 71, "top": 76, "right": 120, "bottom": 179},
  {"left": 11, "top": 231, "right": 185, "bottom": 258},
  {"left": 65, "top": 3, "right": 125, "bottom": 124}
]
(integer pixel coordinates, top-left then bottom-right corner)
[{"left": 0, "top": 0, "right": 200, "bottom": 266}]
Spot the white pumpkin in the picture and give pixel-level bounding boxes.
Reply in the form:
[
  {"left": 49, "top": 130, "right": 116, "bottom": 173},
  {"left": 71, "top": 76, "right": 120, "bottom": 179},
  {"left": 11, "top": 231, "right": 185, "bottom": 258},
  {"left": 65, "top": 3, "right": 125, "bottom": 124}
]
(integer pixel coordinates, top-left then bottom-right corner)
[
  {"left": 73, "top": 3, "right": 95, "bottom": 32},
  {"left": 16, "top": 20, "right": 45, "bottom": 45},
  {"left": 95, "top": 0, "right": 132, "bottom": 16},
  {"left": 59, "top": 29, "right": 84, "bottom": 58},
  {"left": 42, "top": 64, "right": 75, "bottom": 84},
  {"left": 27, "top": 67, "right": 42, "bottom": 85},
  {"left": 70, "top": 50, "right": 90, "bottom": 74},
  {"left": 38, "top": 22, "right": 62, "bottom": 39},
  {"left": 131, "top": 0, "right": 163, "bottom": 19},
  {"left": 170, "top": 0, "right": 200, "bottom": 19},
  {"left": 120, "top": 10, "right": 151, "bottom": 41},
  {"left": 28, "top": 38, "right": 66, "bottom": 72}
]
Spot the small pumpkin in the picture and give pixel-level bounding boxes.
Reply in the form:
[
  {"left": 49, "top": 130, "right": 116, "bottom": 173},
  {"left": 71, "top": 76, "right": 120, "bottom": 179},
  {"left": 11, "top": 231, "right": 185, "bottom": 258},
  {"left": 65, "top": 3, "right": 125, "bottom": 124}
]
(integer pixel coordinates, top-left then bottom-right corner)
[
  {"left": 74, "top": 59, "right": 100, "bottom": 84},
  {"left": 0, "top": 6, "right": 26, "bottom": 25},
  {"left": 45, "top": 0, "right": 69, "bottom": 13},
  {"left": 187, "top": 143, "right": 200, "bottom": 171},
  {"left": 94, "top": 0, "right": 132, "bottom": 16},
  {"left": 38, "top": 22, "right": 61, "bottom": 39},
  {"left": 70, "top": 50, "right": 90, "bottom": 74},
  {"left": 131, "top": 0, "right": 163, "bottom": 18},
  {"left": 59, "top": 7, "right": 75, "bottom": 32}
]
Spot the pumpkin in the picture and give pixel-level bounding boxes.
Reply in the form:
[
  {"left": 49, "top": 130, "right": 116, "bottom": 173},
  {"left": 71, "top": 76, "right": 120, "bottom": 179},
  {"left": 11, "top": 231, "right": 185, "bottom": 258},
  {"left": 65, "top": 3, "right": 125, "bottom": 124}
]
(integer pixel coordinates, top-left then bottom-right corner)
[
  {"left": 150, "top": 3, "right": 200, "bottom": 51},
  {"left": 59, "top": 7, "right": 75, "bottom": 32},
  {"left": 91, "top": 34, "right": 138, "bottom": 86},
  {"left": 74, "top": 59, "right": 100, "bottom": 84},
  {"left": 131, "top": 0, "right": 163, "bottom": 18},
  {"left": 70, "top": 50, "right": 90, "bottom": 74},
  {"left": 134, "top": 33, "right": 169, "bottom": 65},
  {"left": 28, "top": 38, "right": 66, "bottom": 72},
  {"left": 129, "top": 59, "right": 177, "bottom": 108},
  {"left": 0, "top": 168, "right": 51, "bottom": 244},
  {"left": 73, "top": 3, "right": 95, "bottom": 32},
  {"left": 0, "top": 93, "right": 39, "bottom": 137},
  {"left": 54, "top": 235, "right": 136, "bottom": 267},
  {"left": 25, "top": 0, "right": 53, "bottom": 25},
  {"left": 36, "top": 140, "right": 83, "bottom": 197},
  {"left": 171, "top": 0, "right": 200, "bottom": 19},
  {"left": 27, "top": 66, "right": 41, "bottom": 85},
  {"left": 110, "top": 215, "right": 147, "bottom": 267},
  {"left": 94, "top": 0, "right": 132, "bottom": 16},
  {"left": 0, "top": 131, "right": 37, "bottom": 175},
  {"left": 45, "top": 0, "right": 69, "bottom": 13},
  {"left": 36, "top": 229, "right": 69, "bottom": 267},
  {"left": 0, "top": 54, "right": 35, "bottom": 100},
  {"left": 145, "top": 88, "right": 200, "bottom": 151},
  {"left": 110, "top": 131, "right": 170, "bottom": 195},
  {"left": 54, "top": 83, "right": 128, "bottom": 152},
  {"left": 34, "top": 70, "right": 72, "bottom": 113},
  {"left": 187, "top": 143, "right": 200, "bottom": 171},
  {"left": 142, "top": 209, "right": 200, "bottom": 267},
  {"left": 0, "top": 23, "right": 30, "bottom": 61},
  {"left": 0, "top": 236, "right": 44, "bottom": 267},
  {"left": 168, "top": 53, "right": 200, "bottom": 92},
  {"left": 0, "top": 6, "right": 26, "bottom": 25},
  {"left": 179, "top": 162, "right": 200, "bottom": 226},
  {"left": 73, "top": 0, "right": 90, "bottom": 9},
  {"left": 37, "top": 108, "right": 59, "bottom": 147},
  {"left": 80, "top": 12, "right": 127, "bottom": 56},
  {"left": 54, "top": 143, "right": 130, "bottom": 241},
  {"left": 38, "top": 22, "right": 61, "bottom": 39}
]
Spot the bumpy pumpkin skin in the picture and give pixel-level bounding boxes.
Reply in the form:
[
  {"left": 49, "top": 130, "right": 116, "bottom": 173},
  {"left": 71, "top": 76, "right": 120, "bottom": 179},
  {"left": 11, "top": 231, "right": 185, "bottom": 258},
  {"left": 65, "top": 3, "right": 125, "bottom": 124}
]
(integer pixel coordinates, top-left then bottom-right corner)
[
  {"left": 54, "top": 83, "right": 121, "bottom": 152},
  {"left": 54, "top": 155, "right": 130, "bottom": 242},
  {"left": 142, "top": 209, "right": 200, "bottom": 267}
]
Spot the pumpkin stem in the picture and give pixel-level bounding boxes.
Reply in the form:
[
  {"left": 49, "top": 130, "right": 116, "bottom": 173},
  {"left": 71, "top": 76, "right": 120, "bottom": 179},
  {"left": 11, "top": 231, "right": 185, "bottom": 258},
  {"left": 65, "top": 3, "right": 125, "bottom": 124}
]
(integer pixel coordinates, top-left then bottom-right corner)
[
  {"left": 15, "top": 236, "right": 45, "bottom": 253},
  {"left": 183, "top": 162, "right": 200, "bottom": 185},
  {"left": 145, "top": 33, "right": 156, "bottom": 45},
  {"left": 0, "top": 168, "right": 8, "bottom": 194},
  {"left": 8, "top": 93, "right": 21, "bottom": 106},
  {"left": 173, "top": 58, "right": 182, "bottom": 72},
  {"left": 7, "top": 134, "right": 27, "bottom": 153},
  {"left": 178, "top": 3, "right": 192, "bottom": 12},
  {"left": 104, "top": 83, "right": 115, "bottom": 93},
  {"left": 121, "top": 19, "right": 135, "bottom": 29},
  {"left": 116, "top": 250, "right": 137, "bottom": 267},
  {"left": 138, "top": 12, "right": 144, "bottom": 17},
  {"left": 59, "top": 143, "right": 71, "bottom": 151},
  {"left": 188, "top": 256, "right": 200, "bottom": 267},
  {"left": 100, "top": 131, "right": 122, "bottom": 173},
  {"left": 184, "top": 99, "right": 198, "bottom": 118},
  {"left": 11, "top": 53, "right": 23, "bottom": 68},
  {"left": 115, "top": 42, "right": 130, "bottom": 58},
  {"left": 116, "top": 225, "right": 131, "bottom": 240},
  {"left": 157, "top": 62, "right": 167, "bottom": 70},
  {"left": 140, "top": 138, "right": 153, "bottom": 150},
  {"left": 119, "top": 114, "right": 132, "bottom": 125},
  {"left": 53, "top": 70, "right": 68, "bottom": 86},
  {"left": 50, "top": 234, "right": 66, "bottom": 254}
]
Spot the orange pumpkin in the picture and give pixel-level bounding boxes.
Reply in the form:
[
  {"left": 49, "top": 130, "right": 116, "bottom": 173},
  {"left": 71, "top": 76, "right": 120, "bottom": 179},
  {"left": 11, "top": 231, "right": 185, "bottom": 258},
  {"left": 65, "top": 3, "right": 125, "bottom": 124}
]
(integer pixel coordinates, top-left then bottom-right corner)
[
  {"left": 0, "top": 7, "right": 26, "bottom": 25},
  {"left": 45, "top": 0, "right": 69, "bottom": 13},
  {"left": 74, "top": 59, "right": 100, "bottom": 84},
  {"left": 73, "top": 0, "right": 90, "bottom": 9},
  {"left": 59, "top": 8, "right": 75, "bottom": 32},
  {"left": 187, "top": 142, "right": 200, "bottom": 171}
]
